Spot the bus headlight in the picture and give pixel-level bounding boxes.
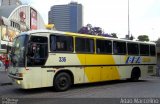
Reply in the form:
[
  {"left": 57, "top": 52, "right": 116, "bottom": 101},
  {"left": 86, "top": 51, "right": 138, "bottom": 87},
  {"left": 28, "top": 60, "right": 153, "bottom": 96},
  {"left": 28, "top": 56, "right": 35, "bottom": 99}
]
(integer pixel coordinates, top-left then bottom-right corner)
[{"left": 17, "top": 80, "right": 21, "bottom": 84}]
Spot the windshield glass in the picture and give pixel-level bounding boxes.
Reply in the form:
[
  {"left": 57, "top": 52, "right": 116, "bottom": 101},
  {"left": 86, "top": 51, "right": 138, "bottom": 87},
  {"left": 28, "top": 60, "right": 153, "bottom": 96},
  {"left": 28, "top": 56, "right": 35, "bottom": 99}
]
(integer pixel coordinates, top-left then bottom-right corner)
[{"left": 11, "top": 35, "right": 29, "bottom": 67}]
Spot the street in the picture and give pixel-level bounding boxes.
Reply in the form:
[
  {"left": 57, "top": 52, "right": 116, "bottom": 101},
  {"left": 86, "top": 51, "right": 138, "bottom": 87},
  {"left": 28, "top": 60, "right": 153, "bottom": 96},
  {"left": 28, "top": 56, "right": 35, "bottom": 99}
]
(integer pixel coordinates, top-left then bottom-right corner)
[{"left": 0, "top": 71, "right": 160, "bottom": 104}]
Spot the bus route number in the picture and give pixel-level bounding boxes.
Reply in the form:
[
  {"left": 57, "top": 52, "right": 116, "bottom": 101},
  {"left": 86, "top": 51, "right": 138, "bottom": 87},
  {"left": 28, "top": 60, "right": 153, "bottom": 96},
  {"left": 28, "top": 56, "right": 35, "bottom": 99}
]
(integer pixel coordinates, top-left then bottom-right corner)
[{"left": 59, "top": 57, "right": 66, "bottom": 62}]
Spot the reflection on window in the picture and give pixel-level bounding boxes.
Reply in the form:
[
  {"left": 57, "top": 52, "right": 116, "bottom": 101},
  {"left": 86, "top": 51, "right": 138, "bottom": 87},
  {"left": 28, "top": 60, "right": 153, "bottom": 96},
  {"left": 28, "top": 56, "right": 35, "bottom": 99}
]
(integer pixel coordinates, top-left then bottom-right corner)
[
  {"left": 11, "top": 35, "right": 29, "bottom": 67},
  {"left": 113, "top": 41, "right": 126, "bottom": 55},
  {"left": 127, "top": 43, "right": 139, "bottom": 55},
  {"left": 140, "top": 44, "right": 149, "bottom": 56},
  {"left": 27, "top": 36, "right": 48, "bottom": 66},
  {"left": 50, "top": 35, "right": 73, "bottom": 52},
  {"left": 96, "top": 39, "right": 112, "bottom": 54},
  {"left": 150, "top": 45, "right": 156, "bottom": 56},
  {"left": 76, "top": 37, "right": 94, "bottom": 53}
]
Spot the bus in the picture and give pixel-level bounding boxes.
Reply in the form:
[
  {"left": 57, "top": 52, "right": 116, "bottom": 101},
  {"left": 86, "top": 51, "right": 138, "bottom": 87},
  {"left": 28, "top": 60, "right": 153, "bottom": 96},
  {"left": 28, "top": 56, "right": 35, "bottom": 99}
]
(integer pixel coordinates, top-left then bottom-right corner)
[{"left": 8, "top": 30, "right": 157, "bottom": 91}]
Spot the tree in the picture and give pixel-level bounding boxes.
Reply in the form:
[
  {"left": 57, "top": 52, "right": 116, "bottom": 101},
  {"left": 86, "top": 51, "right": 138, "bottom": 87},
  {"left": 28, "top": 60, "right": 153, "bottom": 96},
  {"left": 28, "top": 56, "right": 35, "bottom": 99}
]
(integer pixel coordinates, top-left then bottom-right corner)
[
  {"left": 78, "top": 24, "right": 93, "bottom": 35},
  {"left": 78, "top": 24, "right": 103, "bottom": 36},
  {"left": 92, "top": 27, "right": 103, "bottom": 35},
  {"left": 110, "top": 33, "right": 118, "bottom": 38},
  {"left": 156, "top": 38, "right": 160, "bottom": 47},
  {"left": 129, "top": 34, "right": 134, "bottom": 40},
  {"left": 78, "top": 24, "right": 117, "bottom": 38},
  {"left": 137, "top": 35, "right": 149, "bottom": 41}
]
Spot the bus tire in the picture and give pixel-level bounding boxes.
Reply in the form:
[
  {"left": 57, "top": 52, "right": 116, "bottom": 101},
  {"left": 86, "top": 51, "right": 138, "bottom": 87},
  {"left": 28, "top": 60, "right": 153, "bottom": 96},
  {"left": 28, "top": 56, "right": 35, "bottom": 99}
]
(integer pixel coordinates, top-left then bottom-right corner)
[
  {"left": 130, "top": 68, "right": 141, "bottom": 82},
  {"left": 53, "top": 72, "right": 71, "bottom": 92}
]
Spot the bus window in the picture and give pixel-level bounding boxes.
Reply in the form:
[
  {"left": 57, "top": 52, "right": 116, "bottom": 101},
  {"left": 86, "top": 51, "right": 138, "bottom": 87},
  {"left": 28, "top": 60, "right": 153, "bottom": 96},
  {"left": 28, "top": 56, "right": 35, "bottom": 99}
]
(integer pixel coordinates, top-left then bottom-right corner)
[
  {"left": 27, "top": 36, "right": 48, "bottom": 66},
  {"left": 150, "top": 45, "right": 156, "bottom": 56},
  {"left": 96, "top": 39, "right": 112, "bottom": 54},
  {"left": 50, "top": 35, "right": 73, "bottom": 52},
  {"left": 127, "top": 43, "right": 139, "bottom": 55},
  {"left": 113, "top": 41, "right": 126, "bottom": 55},
  {"left": 85, "top": 38, "right": 94, "bottom": 53},
  {"left": 75, "top": 37, "right": 94, "bottom": 53},
  {"left": 140, "top": 44, "right": 149, "bottom": 56}
]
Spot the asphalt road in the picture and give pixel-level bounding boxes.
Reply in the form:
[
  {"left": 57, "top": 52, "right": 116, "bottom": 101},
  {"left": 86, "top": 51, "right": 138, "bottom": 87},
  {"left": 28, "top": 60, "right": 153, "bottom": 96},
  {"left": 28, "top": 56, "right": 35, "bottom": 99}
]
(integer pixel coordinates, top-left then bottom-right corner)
[{"left": 0, "top": 72, "right": 160, "bottom": 104}]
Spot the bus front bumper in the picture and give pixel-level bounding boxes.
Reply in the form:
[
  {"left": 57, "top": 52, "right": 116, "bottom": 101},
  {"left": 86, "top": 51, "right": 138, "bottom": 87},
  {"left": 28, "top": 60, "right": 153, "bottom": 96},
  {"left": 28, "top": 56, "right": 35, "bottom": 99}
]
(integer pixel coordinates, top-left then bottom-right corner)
[{"left": 8, "top": 74, "right": 23, "bottom": 86}]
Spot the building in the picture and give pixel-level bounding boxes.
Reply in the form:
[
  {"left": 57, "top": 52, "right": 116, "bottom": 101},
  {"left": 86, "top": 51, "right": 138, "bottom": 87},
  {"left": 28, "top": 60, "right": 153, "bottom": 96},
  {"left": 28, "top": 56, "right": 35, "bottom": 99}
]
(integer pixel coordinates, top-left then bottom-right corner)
[
  {"left": 48, "top": 2, "right": 83, "bottom": 32},
  {"left": 0, "top": 0, "right": 45, "bottom": 49}
]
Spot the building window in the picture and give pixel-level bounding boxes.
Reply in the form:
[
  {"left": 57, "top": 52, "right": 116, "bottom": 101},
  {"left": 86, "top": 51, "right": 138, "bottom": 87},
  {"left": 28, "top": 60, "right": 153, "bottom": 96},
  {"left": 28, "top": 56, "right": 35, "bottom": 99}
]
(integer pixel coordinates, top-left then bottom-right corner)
[{"left": 10, "top": 21, "right": 20, "bottom": 30}]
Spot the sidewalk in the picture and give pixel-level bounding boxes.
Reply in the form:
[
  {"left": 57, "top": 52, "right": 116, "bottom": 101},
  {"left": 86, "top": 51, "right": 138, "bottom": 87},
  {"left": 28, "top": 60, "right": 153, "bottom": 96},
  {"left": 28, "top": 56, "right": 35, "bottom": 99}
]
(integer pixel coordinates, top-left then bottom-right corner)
[{"left": 0, "top": 71, "right": 12, "bottom": 86}]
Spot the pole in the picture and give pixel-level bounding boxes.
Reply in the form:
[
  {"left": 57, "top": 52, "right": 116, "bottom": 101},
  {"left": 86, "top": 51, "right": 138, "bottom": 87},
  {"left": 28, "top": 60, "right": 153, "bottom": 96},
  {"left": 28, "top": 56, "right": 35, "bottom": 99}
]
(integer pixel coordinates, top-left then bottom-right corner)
[{"left": 128, "top": 0, "right": 130, "bottom": 39}]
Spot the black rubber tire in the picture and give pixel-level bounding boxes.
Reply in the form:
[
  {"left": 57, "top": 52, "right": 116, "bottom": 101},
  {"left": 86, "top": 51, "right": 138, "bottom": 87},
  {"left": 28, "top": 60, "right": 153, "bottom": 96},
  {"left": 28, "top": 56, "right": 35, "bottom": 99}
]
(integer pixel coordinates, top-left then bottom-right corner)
[
  {"left": 130, "top": 69, "right": 140, "bottom": 82},
  {"left": 53, "top": 72, "right": 71, "bottom": 92},
  {"left": 130, "top": 76, "right": 139, "bottom": 82}
]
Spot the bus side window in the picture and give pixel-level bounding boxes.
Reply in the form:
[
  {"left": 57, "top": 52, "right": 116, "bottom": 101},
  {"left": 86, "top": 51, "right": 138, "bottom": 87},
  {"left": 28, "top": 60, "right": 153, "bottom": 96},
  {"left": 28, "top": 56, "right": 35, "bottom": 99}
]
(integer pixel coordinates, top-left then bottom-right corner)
[
  {"left": 50, "top": 35, "right": 73, "bottom": 52},
  {"left": 27, "top": 36, "right": 48, "bottom": 66},
  {"left": 113, "top": 41, "right": 126, "bottom": 54},
  {"left": 76, "top": 38, "right": 94, "bottom": 53},
  {"left": 51, "top": 36, "right": 56, "bottom": 51},
  {"left": 113, "top": 42, "right": 118, "bottom": 54},
  {"left": 140, "top": 44, "right": 149, "bottom": 56},
  {"left": 96, "top": 39, "right": 112, "bottom": 54},
  {"left": 97, "top": 48, "right": 100, "bottom": 53},
  {"left": 150, "top": 45, "right": 156, "bottom": 56}
]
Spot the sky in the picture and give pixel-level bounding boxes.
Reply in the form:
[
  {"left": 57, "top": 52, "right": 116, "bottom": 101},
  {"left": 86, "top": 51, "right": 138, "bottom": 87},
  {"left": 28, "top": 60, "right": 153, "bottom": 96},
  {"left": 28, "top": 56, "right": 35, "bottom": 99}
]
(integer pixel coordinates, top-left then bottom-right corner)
[{"left": 21, "top": 0, "right": 160, "bottom": 41}]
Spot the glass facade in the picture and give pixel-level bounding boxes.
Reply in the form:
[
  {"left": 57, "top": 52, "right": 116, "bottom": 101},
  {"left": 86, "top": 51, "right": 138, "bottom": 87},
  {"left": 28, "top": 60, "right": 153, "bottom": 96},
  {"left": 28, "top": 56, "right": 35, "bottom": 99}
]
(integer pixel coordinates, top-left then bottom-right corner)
[{"left": 49, "top": 2, "right": 83, "bottom": 32}]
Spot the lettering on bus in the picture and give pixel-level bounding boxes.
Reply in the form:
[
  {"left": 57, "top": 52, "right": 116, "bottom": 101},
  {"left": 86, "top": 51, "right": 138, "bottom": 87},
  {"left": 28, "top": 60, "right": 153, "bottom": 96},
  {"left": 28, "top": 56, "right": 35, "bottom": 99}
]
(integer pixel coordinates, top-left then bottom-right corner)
[
  {"left": 125, "top": 56, "right": 141, "bottom": 64},
  {"left": 142, "top": 57, "right": 151, "bottom": 62},
  {"left": 59, "top": 57, "right": 66, "bottom": 62}
]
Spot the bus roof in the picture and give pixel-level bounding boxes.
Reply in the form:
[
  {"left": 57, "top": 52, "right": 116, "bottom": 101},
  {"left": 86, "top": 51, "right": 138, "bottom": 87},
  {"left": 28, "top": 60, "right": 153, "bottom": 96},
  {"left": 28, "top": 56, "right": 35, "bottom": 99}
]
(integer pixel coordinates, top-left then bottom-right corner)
[{"left": 18, "top": 29, "right": 156, "bottom": 45}]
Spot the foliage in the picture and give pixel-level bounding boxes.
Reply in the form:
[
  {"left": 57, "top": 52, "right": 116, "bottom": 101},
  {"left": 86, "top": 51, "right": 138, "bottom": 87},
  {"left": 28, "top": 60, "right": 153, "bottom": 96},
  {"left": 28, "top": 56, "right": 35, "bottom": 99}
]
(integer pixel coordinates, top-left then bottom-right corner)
[
  {"left": 110, "top": 33, "right": 118, "bottom": 38},
  {"left": 129, "top": 34, "right": 134, "bottom": 40},
  {"left": 156, "top": 38, "right": 160, "bottom": 47},
  {"left": 137, "top": 35, "right": 149, "bottom": 41},
  {"left": 78, "top": 24, "right": 114, "bottom": 37}
]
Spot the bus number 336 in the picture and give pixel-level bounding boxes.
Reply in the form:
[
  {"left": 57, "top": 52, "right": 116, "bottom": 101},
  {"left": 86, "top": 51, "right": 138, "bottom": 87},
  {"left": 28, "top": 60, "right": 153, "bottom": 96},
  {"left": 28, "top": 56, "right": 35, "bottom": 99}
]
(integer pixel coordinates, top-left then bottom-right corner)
[{"left": 59, "top": 57, "right": 66, "bottom": 62}]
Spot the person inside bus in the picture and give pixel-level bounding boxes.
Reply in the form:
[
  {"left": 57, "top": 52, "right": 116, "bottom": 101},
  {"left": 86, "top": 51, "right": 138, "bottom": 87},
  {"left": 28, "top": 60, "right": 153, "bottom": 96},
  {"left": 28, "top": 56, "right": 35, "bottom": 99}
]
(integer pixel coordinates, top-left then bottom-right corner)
[
  {"left": 34, "top": 45, "right": 41, "bottom": 64},
  {"left": 27, "top": 43, "right": 38, "bottom": 65}
]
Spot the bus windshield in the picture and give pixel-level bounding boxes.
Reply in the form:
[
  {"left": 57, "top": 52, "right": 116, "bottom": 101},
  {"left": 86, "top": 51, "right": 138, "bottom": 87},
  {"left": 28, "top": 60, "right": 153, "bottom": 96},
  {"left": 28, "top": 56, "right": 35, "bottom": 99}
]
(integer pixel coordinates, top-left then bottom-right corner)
[{"left": 11, "top": 35, "right": 29, "bottom": 67}]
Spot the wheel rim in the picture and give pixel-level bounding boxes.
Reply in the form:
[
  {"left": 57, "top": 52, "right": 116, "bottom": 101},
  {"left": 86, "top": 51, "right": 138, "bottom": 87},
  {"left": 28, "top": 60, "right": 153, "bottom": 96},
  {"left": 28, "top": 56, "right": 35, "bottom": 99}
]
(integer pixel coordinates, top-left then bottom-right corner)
[{"left": 58, "top": 77, "right": 68, "bottom": 88}]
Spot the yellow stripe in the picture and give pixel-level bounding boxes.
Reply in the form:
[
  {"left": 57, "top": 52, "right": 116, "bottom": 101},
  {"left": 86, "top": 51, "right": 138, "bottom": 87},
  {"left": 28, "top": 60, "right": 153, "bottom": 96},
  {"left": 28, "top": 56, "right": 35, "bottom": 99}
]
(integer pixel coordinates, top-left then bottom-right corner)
[{"left": 77, "top": 54, "right": 120, "bottom": 82}]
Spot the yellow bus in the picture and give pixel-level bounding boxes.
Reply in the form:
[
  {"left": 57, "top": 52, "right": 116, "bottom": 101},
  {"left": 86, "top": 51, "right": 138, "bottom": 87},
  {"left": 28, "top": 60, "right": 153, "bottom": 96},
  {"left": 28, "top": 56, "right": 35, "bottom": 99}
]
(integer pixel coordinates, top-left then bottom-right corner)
[{"left": 8, "top": 30, "right": 157, "bottom": 91}]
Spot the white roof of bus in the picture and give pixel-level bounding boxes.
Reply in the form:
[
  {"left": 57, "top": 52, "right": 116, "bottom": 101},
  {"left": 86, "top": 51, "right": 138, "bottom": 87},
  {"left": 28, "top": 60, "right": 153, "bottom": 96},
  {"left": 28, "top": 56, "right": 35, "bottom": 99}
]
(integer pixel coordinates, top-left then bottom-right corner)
[{"left": 19, "top": 29, "right": 156, "bottom": 45}]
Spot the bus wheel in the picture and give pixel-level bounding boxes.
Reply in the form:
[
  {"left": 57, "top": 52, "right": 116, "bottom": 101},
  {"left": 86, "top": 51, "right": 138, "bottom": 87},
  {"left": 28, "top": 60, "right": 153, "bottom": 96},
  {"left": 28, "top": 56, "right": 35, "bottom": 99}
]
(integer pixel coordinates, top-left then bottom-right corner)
[
  {"left": 130, "top": 68, "right": 140, "bottom": 82},
  {"left": 53, "top": 72, "right": 71, "bottom": 92}
]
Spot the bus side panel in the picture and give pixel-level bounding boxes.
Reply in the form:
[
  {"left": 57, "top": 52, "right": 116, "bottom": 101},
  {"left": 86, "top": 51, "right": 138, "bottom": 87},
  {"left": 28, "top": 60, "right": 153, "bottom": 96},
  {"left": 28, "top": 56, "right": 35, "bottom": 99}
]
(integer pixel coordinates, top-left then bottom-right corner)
[
  {"left": 117, "top": 55, "right": 132, "bottom": 79},
  {"left": 70, "top": 67, "right": 85, "bottom": 84},
  {"left": 141, "top": 56, "right": 157, "bottom": 77},
  {"left": 84, "top": 54, "right": 120, "bottom": 83},
  {"left": 23, "top": 67, "right": 42, "bottom": 89},
  {"left": 45, "top": 53, "right": 86, "bottom": 85},
  {"left": 118, "top": 55, "right": 157, "bottom": 79},
  {"left": 41, "top": 67, "right": 55, "bottom": 87}
]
